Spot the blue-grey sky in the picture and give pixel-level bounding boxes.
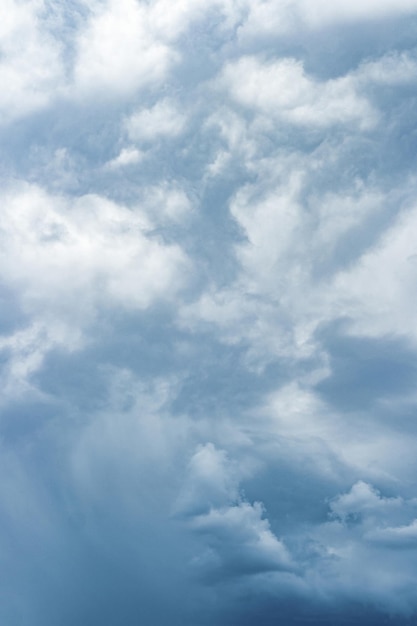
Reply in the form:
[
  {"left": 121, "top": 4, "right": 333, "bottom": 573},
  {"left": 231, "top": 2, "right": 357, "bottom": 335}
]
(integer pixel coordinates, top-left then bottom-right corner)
[{"left": 2, "top": 1, "right": 417, "bottom": 624}]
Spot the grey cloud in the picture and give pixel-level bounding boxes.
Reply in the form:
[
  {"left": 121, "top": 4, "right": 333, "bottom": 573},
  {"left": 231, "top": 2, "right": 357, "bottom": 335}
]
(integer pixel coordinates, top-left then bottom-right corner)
[
  {"left": 2, "top": 1, "right": 417, "bottom": 625},
  {"left": 190, "top": 501, "right": 296, "bottom": 579},
  {"left": 176, "top": 444, "right": 296, "bottom": 580},
  {"left": 366, "top": 520, "right": 417, "bottom": 548},
  {"left": 315, "top": 326, "right": 417, "bottom": 411}
]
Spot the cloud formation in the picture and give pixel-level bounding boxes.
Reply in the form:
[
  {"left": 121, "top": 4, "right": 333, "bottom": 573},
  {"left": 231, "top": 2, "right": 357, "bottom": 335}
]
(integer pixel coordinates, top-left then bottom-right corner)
[{"left": 2, "top": 1, "right": 417, "bottom": 625}]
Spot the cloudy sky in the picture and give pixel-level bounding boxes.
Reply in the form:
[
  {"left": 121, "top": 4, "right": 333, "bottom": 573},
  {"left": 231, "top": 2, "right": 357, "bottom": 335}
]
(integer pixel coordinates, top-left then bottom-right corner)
[{"left": 2, "top": 1, "right": 417, "bottom": 624}]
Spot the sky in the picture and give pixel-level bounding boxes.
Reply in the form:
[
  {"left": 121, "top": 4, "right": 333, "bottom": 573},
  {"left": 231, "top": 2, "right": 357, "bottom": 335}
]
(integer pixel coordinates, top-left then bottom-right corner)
[{"left": 2, "top": 1, "right": 417, "bottom": 624}]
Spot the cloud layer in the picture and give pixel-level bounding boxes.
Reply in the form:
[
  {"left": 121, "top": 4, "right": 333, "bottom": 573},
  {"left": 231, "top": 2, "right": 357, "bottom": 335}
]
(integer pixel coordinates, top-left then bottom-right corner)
[{"left": 2, "top": 1, "right": 417, "bottom": 624}]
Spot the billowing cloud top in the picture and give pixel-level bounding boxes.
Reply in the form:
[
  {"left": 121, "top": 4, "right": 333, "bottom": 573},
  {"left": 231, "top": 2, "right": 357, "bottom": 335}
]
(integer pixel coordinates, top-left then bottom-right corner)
[{"left": 2, "top": 1, "right": 417, "bottom": 624}]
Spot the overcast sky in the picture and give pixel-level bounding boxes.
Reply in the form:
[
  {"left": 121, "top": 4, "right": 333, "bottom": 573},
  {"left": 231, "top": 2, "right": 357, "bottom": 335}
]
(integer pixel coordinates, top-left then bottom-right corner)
[{"left": 2, "top": 1, "right": 417, "bottom": 624}]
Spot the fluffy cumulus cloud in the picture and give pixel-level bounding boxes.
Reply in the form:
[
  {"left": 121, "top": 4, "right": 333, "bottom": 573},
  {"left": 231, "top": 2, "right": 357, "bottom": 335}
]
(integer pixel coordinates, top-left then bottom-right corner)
[
  {"left": 0, "top": 0, "right": 64, "bottom": 121},
  {"left": 2, "top": 1, "right": 417, "bottom": 625},
  {"left": 219, "top": 56, "right": 377, "bottom": 129}
]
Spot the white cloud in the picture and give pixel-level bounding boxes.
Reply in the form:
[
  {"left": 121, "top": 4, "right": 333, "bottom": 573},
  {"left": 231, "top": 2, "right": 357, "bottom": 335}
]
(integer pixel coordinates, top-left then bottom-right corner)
[
  {"left": 356, "top": 51, "right": 417, "bottom": 86},
  {"left": 177, "top": 443, "right": 295, "bottom": 577},
  {"left": 203, "top": 107, "right": 260, "bottom": 177},
  {"left": 191, "top": 501, "right": 296, "bottom": 576},
  {"left": 71, "top": 0, "right": 237, "bottom": 101},
  {"left": 175, "top": 443, "right": 240, "bottom": 516},
  {"left": 302, "top": 481, "right": 417, "bottom": 612},
  {"left": 104, "top": 146, "right": 144, "bottom": 169},
  {"left": 366, "top": 519, "right": 417, "bottom": 547},
  {"left": 330, "top": 200, "right": 417, "bottom": 341},
  {"left": 0, "top": 320, "right": 83, "bottom": 403},
  {"left": 72, "top": 0, "right": 174, "bottom": 99},
  {"left": 145, "top": 0, "right": 212, "bottom": 41},
  {"left": 0, "top": 182, "right": 189, "bottom": 336},
  {"left": 252, "top": 382, "right": 417, "bottom": 487},
  {"left": 139, "top": 183, "right": 193, "bottom": 223},
  {"left": 125, "top": 99, "right": 187, "bottom": 143},
  {"left": 239, "top": 0, "right": 417, "bottom": 40},
  {"left": 0, "top": 0, "right": 63, "bottom": 122},
  {"left": 181, "top": 125, "right": 417, "bottom": 375},
  {"left": 329, "top": 481, "right": 406, "bottom": 520},
  {"left": 220, "top": 56, "right": 377, "bottom": 129},
  {"left": 297, "top": 0, "right": 417, "bottom": 26}
]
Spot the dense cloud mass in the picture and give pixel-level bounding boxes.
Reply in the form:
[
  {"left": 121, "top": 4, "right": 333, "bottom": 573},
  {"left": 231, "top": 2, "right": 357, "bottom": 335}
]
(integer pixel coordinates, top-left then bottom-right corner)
[{"left": 2, "top": 1, "right": 417, "bottom": 624}]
